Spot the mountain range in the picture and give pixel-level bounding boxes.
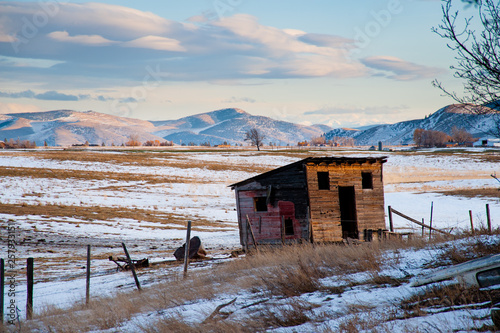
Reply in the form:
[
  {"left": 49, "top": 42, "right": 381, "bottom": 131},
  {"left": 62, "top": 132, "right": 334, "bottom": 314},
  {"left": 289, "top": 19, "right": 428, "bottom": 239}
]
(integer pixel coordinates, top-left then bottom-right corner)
[
  {"left": 0, "top": 108, "right": 331, "bottom": 146},
  {"left": 0, "top": 105, "right": 498, "bottom": 147},
  {"left": 324, "top": 104, "right": 500, "bottom": 145}
]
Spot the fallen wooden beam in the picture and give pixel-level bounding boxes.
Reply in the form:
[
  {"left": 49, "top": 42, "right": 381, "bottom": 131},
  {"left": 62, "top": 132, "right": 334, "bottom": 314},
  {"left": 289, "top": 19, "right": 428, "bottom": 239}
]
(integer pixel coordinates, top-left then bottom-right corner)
[{"left": 108, "top": 256, "right": 149, "bottom": 270}]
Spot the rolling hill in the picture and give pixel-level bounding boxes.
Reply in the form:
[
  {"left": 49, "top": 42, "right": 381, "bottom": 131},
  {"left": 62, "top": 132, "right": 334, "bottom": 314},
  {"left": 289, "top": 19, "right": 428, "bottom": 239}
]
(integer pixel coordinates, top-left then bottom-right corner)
[
  {"left": 324, "top": 104, "right": 500, "bottom": 145},
  {"left": 0, "top": 108, "right": 331, "bottom": 146},
  {"left": 1, "top": 104, "right": 499, "bottom": 147}
]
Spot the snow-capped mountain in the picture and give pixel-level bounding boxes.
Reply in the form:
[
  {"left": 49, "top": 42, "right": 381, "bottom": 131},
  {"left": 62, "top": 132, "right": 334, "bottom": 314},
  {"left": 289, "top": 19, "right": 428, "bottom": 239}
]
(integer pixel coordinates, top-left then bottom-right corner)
[
  {"left": 324, "top": 104, "right": 500, "bottom": 145},
  {"left": 0, "top": 108, "right": 331, "bottom": 146},
  {"left": 2, "top": 104, "right": 498, "bottom": 147},
  {"left": 152, "top": 108, "right": 330, "bottom": 145},
  {"left": 0, "top": 110, "right": 160, "bottom": 146}
]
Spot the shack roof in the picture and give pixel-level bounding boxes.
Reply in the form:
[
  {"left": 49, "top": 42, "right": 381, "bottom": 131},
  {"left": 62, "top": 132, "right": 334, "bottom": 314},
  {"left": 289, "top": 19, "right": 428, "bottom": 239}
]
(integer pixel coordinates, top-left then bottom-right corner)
[{"left": 230, "top": 156, "right": 387, "bottom": 189}]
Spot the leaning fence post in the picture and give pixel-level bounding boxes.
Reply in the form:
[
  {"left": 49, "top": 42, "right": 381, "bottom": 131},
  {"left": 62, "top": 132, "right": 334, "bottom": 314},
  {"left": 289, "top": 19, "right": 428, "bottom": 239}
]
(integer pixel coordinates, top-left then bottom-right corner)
[
  {"left": 121, "top": 243, "right": 141, "bottom": 291},
  {"left": 469, "top": 210, "right": 474, "bottom": 235},
  {"left": 86, "top": 245, "right": 91, "bottom": 305},
  {"left": 246, "top": 215, "right": 259, "bottom": 253},
  {"left": 27, "top": 257, "right": 34, "bottom": 320},
  {"left": 1, "top": 258, "right": 4, "bottom": 324},
  {"left": 486, "top": 204, "right": 492, "bottom": 234},
  {"left": 388, "top": 206, "right": 394, "bottom": 232},
  {"left": 183, "top": 221, "right": 192, "bottom": 278}
]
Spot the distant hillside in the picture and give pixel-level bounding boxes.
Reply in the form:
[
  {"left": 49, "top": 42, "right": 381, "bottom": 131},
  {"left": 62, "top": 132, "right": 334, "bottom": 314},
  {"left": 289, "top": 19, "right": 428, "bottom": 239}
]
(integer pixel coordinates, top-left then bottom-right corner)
[
  {"left": 0, "top": 108, "right": 331, "bottom": 146},
  {"left": 324, "top": 104, "right": 500, "bottom": 145},
  {"left": 0, "top": 110, "right": 160, "bottom": 146},
  {"left": 153, "top": 108, "right": 330, "bottom": 145},
  {"left": 3, "top": 104, "right": 497, "bottom": 147}
]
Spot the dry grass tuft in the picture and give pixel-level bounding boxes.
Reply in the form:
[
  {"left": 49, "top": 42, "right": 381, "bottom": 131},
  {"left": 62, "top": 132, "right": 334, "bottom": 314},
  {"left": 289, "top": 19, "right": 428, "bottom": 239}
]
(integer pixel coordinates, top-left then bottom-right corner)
[
  {"left": 431, "top": 236, "right": 500, "bottom": 267},
  {"left": 0, "top": 202, "right": 231, "bottom": 230},
  {"left": 401, "top": 284, "right": 500, "bottom": 319},
  {"left": 0, "top": 166, "right": 190, "bottom": 184},
  {"left": 335, "top": 304, "right": 392, "bottom": 333},
  {"left": 437, "top": 187, "right": 500, "bottom": 199},
  {"left": 139, "top": 314, "right": 260, "bottom": 333},
  {"left": 6, "top": 150, "right": 271, "bottom": 174},
  {"left": 13, "top": 235, "right": 500, "bottom": 333},
  {"left": 260, "top": 299, "right": 314, "bottom": 328},
  {"left": 259, "top": 259, "right": 325, "bottom": 297}
]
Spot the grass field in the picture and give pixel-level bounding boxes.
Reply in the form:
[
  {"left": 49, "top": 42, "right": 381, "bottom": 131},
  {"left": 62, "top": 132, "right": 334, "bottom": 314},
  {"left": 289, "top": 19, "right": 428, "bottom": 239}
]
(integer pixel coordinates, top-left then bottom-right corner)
[{"left": 0, "top": 146, "right": 499, "bottom": 332}]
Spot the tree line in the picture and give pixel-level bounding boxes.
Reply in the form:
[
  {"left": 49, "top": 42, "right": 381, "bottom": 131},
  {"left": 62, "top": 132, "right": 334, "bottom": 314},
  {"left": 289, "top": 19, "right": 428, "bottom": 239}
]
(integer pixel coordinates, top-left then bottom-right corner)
[{"left": 413, "top": 127, "right": 475, "bottom": 148}]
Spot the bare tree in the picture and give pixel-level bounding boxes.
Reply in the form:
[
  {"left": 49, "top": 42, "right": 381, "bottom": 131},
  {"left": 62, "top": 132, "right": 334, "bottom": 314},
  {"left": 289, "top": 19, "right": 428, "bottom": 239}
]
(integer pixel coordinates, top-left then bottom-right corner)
[
  {"left": 451, "top": 126, "right": 475, "bottom": 144},
  {"left": 413, "top": 128, "right": 451, "bottom": 148},
  {"left": 125, "top": 134, "right": 141, "bottom": 147},
  {"left": 244, "top": 128, "right": 265, "bottom": 151},
  {"left": 310, "top": 136, "right": 326, "bottom": 146},
  {"left": 432, "top": 0, "right": 500, "bottom": 137}
]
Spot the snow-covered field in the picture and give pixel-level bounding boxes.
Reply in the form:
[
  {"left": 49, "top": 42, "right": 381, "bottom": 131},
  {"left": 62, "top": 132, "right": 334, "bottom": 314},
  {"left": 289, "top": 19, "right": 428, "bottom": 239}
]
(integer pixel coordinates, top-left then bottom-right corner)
[{"left": 0, "top": 147, "right": 499, "bottom": 331}]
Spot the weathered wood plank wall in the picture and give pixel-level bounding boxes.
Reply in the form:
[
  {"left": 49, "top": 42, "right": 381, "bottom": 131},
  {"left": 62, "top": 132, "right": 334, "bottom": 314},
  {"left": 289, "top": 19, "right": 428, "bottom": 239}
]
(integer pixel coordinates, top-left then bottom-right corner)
[{"left": 305, "top": 161, "right": 385, "bottom": 242}]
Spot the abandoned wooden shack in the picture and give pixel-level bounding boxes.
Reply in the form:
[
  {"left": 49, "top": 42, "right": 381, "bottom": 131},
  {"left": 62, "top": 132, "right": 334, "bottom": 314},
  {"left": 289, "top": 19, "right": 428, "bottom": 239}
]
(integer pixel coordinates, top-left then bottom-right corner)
[{"left": 230, "top": 156, "right": 387, "bottom": 246}]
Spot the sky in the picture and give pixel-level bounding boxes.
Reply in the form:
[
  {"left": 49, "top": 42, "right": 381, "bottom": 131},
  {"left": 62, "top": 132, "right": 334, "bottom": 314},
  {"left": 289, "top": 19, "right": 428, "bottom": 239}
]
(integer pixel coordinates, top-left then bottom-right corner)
[{"left": 0, "top": 0, "right": 478, "bottom": 128}]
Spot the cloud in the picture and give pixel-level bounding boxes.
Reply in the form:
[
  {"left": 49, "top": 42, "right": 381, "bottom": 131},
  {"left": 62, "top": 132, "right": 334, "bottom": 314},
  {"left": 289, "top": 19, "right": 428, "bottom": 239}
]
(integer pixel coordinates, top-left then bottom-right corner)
[
  {"left": 0, "top": 90, "right": 36, "bottom": 99},
  {"left": 299, "top": 33, "right": 355, "bottom": 48},
  {"left": 0, "top": 90, "right": 115, "bottom": 102},
  {"left": 0, "top": 56, "right": 63, "bottom": 68},
  {"left": 30, "top": 90, "right": 79, "bottom": 101},
  {"left": 221, "top": 96, "right": 256, "bottom": 103},
  {"left": 0, "top": 3, "right": 368, "bottom": 82},
  {"left": 122, "top": 35, "right": 185, "bottom": 52},
  {"left": 119, "top": 97, "right": 138, "bottom": 103},
  {"left": 0, "top": 102, "right": 40, "bottom": 114},
  {"left": 0, "top": 2, "right": 438, "bottom": 88},
  {"left": 97, "top": 95, "right": 114, "bottom": 102},
  {"left": 362, "top": 56, "right": 445, "bottom": 81},
  {"left": 48, "top": 31, "right": 116, "bottom": 46}
]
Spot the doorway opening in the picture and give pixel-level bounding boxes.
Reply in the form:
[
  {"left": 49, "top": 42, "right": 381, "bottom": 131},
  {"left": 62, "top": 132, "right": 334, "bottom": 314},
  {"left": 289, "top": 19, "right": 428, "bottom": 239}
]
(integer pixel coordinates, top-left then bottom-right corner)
[{"left": 338, "top": 186, "right": 358, "bottom": 239}]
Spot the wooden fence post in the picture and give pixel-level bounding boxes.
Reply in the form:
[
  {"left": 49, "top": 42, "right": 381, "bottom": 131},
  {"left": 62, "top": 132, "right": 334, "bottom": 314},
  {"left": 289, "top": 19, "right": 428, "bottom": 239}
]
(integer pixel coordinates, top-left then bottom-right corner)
[
  {"left": 86, "top": 245, "right": 91, "bottom": 305},
  {"left": 121, "top": 243, "right": 141, "bottom": 291},
  {"left": 429, "top": 202, "right": 434, "bottom": 240},
  {"left": 469, "top": 210, "right": 474, "bottom": 235},
  {"left": 388, "top": 206, "right": 394, "bottom": 232},
  {"left": 486, "top": 204, "right": 492, "bottom": 234},
  {"left": 429, "top": 218, "right": 433, "bottom": 240},
  {"left": 183, "top": 221, "right": 191, "bottom": 278},
  {"left": 1, "top": 258, "right": 4, "bottom": 324},
  {"left": 27, "top": 257, "right": 34, "bottom": 320}
]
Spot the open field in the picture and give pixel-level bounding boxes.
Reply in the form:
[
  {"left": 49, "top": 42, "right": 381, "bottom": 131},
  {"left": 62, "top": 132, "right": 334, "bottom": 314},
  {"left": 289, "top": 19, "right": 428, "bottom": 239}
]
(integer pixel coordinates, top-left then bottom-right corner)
[{"left": 0, "top": 147, "right": 500, "bottom": 331}]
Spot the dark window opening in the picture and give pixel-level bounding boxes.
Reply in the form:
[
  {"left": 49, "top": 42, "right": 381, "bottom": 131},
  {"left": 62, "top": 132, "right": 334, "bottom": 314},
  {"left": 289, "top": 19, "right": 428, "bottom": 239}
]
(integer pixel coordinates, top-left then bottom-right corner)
[
  {"left": 362, "top": 172, "right": 373, "bottom": 189},
  {"left": 254, "top": 197, "right": 267, "bottom": 212},
  {"left": 284, "top": 218, "right": 294, "bottom": 235},
  {"left": 317, "top": 171, "right": 330, "bottom": 190}
]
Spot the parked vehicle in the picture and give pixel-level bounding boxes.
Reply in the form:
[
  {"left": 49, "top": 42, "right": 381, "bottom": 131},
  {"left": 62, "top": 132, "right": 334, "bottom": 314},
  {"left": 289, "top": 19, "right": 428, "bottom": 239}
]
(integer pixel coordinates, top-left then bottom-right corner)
[
  {"left": 411, "top": 254, "right": 500, "bottom": 288},
  {"left": 411, "top": 254, "right": 500, "bottom": 328}
]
